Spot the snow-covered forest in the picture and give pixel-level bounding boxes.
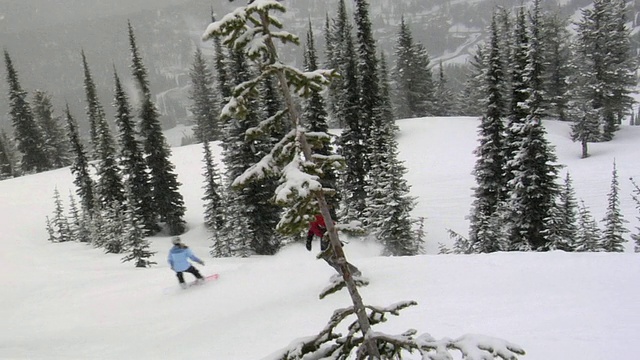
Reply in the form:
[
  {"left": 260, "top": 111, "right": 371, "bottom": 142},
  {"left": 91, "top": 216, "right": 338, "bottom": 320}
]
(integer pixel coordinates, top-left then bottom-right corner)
[{"left": 2, "top": 0, "right": 640, "bottom": 358}]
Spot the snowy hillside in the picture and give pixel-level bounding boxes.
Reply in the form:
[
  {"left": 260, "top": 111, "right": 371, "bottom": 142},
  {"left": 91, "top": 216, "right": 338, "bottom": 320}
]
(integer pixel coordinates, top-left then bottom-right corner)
[{"left": 1, "top": 117, "right": 639, "bottom": 359}]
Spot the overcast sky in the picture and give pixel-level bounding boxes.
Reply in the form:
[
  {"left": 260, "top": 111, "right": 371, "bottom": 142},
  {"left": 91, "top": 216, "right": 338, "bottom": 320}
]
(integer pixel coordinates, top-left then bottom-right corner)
[{"left": 0, "top": 0, "right": 191, "bottom": 33}]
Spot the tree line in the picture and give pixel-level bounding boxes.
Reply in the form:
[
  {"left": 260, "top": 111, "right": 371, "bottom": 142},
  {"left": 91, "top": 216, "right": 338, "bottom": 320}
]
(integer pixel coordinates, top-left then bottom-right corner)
[
  {"left": 452, "top": 0, "right": 639, "bottom": 254},
  {"left": 22, "top": 23, "right": 185, "bottom": 267},
  {"left": 3, "top": 0, "right": 639, "bottom": 266}
]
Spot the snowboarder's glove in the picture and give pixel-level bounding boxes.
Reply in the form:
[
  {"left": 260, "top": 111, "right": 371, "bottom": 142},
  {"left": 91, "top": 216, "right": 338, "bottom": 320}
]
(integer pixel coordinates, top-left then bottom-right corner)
[{"left": 306, "top": 239, "right": 312, "bottom": 251}]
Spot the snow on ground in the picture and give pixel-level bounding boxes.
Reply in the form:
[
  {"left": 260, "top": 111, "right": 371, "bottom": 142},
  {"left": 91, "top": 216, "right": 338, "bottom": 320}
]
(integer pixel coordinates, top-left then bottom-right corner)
[{"left": 1, "top": 117, "right": 639, "bottom": 359}]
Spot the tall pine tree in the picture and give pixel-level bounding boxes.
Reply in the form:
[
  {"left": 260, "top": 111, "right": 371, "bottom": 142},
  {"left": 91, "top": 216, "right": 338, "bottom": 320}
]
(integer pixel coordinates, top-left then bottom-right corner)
[
  {"left": 543, "top": 173, "right": 579, "bottom": 251},
  {"left": 112, "top": 70, "right": 158, "bottom": 235},
  {"left": 81, "top": 50, "right": 110, "bottom": 160},
  {"left": 0, "top": 130, "right": 15, "bottom": 178},
  {"left": 353, "top": 0, "right": 382, "bottom": 165},
  {"left": 630, "top": 178, "right": 640, "bottom": 253},
  {"left": 4, "top": 50, "right": 50, "bottom": 173},
  {"left": 65, "top": 104, "right": 95, "bottom": 213},
  {"left": 303, "top": 20, "right": 340, "bottom": 213},
  {"left": 542, "top": 11, "right": 571, "bottom": 121},
  {"left": 365, "top": 52, "right": 420, "bottom": 256},
  {"left": 219, "top": 47, "right": 265, "bottom": 256},
  {"left": 575, "top": 200, "right": 602, "bottom": 252},
  {"left": 202, "top": 140, "right": 224, "bottom": 233},
  {"left": 600, "top": 160, "right": 628, "bottom": 252},
  {"left": 505, "top": 6, "right": 560, "bottom": 251},
  {"left": 468, "top": 13, "right": 507, "bottom": 253},
  {"left": 31, "top": 90, "right": 70, "bottom": 169},
  {"left": 433, "top": 62, "right": 454, "bottom": 116},
  {"left": 573, "top": 0, "right": 636, "bottom": 141},
  {"left": 189, "top": 47, "right": 220, "bottom": 143},
  {"left": 333, "top": 1, "right": 367, "bottom": 224},
  {"left": 128, "top": 22, "right": 186, "bottom": 235},
  {"left": 121, "top": 183, "right": 156, "bottom": 267}
]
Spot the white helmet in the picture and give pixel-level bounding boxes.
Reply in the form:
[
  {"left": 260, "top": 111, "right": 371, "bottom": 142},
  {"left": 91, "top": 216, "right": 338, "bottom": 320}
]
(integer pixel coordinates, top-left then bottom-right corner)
[{"left": 171, "top": 236, "right": 182, "bottom": 245}]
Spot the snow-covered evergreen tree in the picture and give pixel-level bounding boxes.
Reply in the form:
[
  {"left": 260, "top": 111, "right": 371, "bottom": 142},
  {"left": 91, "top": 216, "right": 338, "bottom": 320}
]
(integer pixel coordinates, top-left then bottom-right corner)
[
  {"left": 544, "top": 173, "right": 579, "bottom": 251},
  {"left": 325, "top": 0, "right": 357, "bottom": 129},
  {"left": 121, "top": 184, "right": 156, "bottom": 267},
  {"left": 505, "top": 114, "right": 560, "bottom": 251},
  {"left": 377, "top": 52, "right": 395, "bottom": 133},
  {"left": 81, "top": 50, "right": 112, "bottom": 162},
  {"left": 353, "top": 0, "right": 383, "bottom": 167},
  {"left": 4, "top": 50, "right": 50, "bottom": 173},
  {"left": 573, "top": 0, "right": 636, "bottom": 141},
  {"left": 210, "top": 13, "right": 232, "bottom": 111},
  {"left": 87, "top": 56, "right": 123, "bottom": 212},
  {"left": 113, "top": 70, "right": 157, "bottom": 235},
  {"left": 202, "top": 138, "right": 229, "bottom": 257},
  {"left": 102, "top": 202, "right": 126, "bottom": 254},
  {"left": 67, "top": 191, "right": 91, "bottom": 243},
  {"left": 365, "top": 52, "right": 420, "bottom": 256},
  {"left": 250, "top": 74, "right": 286, "bottom": 255},
  {"left": 459, "top": 44, "right": 486, "bottom": 116},
  {"left": 189, "top": 47, "right": 220, "bottom": 143},
  {"left": 31, "top": 90, "right": 70, "bottom": 169},
  {"left": 94, "top": 99, "right": 124, "bottom": 210},
  {"left": 433, "top": 62, "right": 454, "bottom": 116},
  {"left": 506, "top": 7, "right": 530, "bottom": 144},
  {"left": 575, "top": 200, "right": 602, "bottom": 252},
  {"left": 568, "top": 98, "right": 601, "bottom": 159},
  {"left": 51, "top": 187, "right": 71, "bottom": 242},
  {"left": 630, "top": 178, "right": 640, "bottom": 252},
  {"left": 202, "top": 140, "right": 224, "bottom": 232},
  {"left": 600, "top": 160, "right": 628, "bottom": 252},
  {"left": 120, "top": 212, "right": 156, "bottom": 267},
  {"left": 217, "top": 47, "right": 267, "bottom": 256},
  {"left": 503, "top": 5, "right": 561, "bottom": 251},
  {"left": 393, "top": 16, "right": 434, "bottom": 119},
  {"left": 45, "top": 216, "right": 56, "bottom": 243},
  {"left": 495, "top": 7, "right": 513, "bottom": 115},
  {"left": 322, "top": 12, "right": 339, "bottom": 128},
  {"left": 329, "top": 2, "right": 367, "bottom": 224},
  {"left": 567, "top": 3, "right": 608, "bottom": 158},
  {"left": 128, "top": 22, "right": 186, "bottom": 235},
  {"left": 525, "top": 0, "right": 546, "bottom": 117},
  {"left": 469, "top": 13, "right": 507, "bottom": 253},
  {"left": 81, "top": 51, "right": 101, "bottom": 158},
  {"left": 303, "top": 20, "right": 340, "bottom": 213},
  {"left": 0, "top": 130, "right": 15, "bottom": 179},
  {"left": 64, "top": 104, "right": 95, "bottom": 214},
  {"left": 541, "top": 11, "right": 571, "bottom": 121}
]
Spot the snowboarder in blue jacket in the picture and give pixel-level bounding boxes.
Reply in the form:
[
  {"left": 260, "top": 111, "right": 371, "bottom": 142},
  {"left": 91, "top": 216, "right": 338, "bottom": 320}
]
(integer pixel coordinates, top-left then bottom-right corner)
[{"left": 168, "top": 237, "right": 205, "bottom": 288}]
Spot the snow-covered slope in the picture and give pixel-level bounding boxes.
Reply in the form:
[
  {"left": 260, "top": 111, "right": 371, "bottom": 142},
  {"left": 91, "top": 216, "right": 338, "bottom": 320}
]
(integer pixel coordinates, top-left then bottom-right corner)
[{"left": 1, "top": 117, "right": 639, "bottom": 359}]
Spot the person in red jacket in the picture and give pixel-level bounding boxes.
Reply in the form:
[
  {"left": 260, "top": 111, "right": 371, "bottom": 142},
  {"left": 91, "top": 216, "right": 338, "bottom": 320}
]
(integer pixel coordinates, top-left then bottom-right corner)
[
  {"left": 306, "top": 213, "right": 328, "bottom": 251},
  {"left": 306, "top": 213, "right": 361, "bottom": 276}
]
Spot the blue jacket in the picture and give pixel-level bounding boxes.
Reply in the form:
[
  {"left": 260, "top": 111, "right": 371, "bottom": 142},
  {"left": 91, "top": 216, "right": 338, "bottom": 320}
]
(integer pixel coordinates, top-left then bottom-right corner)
[{"left": 168, "top": 245, "right": 203, "bottom": 272}]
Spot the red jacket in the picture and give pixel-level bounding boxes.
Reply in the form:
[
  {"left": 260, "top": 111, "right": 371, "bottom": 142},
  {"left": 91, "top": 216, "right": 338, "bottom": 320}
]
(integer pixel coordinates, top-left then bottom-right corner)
[{"left": 308, "top": 214, "right": 327, "bottom": 238}]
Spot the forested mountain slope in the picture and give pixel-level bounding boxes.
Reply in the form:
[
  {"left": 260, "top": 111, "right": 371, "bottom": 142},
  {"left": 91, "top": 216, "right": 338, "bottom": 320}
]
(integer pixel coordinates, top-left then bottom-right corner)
[{"left": 1, "top": 0, "right": 637, "bottom": 134}]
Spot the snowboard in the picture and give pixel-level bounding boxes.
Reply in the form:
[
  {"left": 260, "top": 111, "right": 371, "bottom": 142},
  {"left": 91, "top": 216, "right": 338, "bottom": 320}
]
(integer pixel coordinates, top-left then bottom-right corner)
[
  {"left": 164, "top": 273, "right": 219, "bottom": 294},
  {"left": 187, "top": 273, "right": 219, "bottom": 288}
]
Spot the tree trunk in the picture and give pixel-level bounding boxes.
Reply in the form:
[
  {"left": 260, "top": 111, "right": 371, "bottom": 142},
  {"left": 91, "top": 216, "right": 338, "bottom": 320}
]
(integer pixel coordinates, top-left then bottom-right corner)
[
  {"left": 259, "top": 12, "right": 380, "bottom": 359},
  {"left": 581, "top": 139, "right": 589, "bottom": 159}
]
